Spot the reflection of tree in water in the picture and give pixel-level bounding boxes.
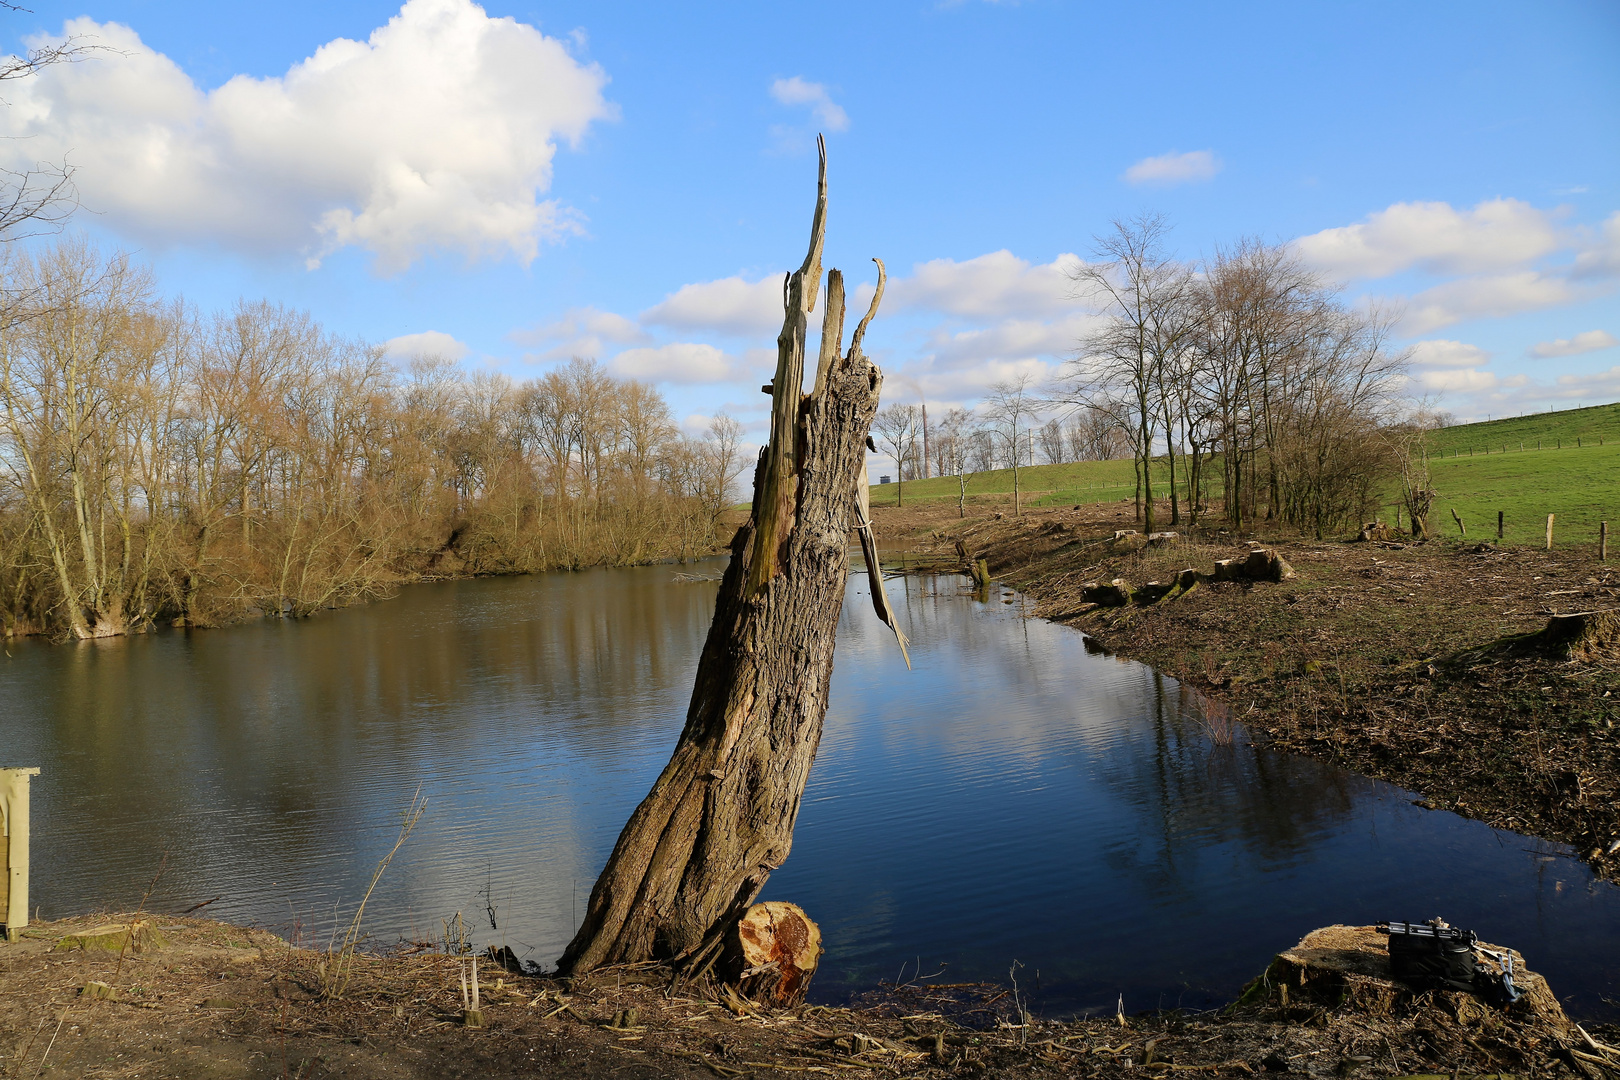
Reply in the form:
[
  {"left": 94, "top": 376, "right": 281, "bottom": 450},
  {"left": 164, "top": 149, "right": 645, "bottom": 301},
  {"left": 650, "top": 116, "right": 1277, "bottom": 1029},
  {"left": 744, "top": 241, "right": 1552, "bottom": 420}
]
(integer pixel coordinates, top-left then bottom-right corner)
[{"left": 1091, "top": 670, "right": 1363, "bottom": 901}]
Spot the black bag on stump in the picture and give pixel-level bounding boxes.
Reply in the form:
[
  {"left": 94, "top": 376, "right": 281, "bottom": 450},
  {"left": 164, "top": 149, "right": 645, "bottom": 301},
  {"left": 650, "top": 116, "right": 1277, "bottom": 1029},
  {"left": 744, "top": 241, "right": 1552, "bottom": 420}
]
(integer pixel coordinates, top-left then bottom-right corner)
[{"left": 1381, "top": 920, "right": 1478, "bottom": 994}]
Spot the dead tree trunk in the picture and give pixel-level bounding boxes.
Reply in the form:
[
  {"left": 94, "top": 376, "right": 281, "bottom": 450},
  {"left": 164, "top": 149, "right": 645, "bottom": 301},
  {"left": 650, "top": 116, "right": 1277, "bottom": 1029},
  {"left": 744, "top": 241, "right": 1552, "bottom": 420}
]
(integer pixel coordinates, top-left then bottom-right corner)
[{"left": 558, "top": 139, "right": 900, "bottom": 977}]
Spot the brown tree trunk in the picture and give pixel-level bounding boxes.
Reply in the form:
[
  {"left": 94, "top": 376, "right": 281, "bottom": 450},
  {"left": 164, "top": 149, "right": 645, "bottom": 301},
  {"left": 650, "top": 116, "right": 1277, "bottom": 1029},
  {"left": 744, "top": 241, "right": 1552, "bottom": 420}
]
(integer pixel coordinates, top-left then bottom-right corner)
[{"left": 558, "top": 140, "right": 893, "bottom": 976}]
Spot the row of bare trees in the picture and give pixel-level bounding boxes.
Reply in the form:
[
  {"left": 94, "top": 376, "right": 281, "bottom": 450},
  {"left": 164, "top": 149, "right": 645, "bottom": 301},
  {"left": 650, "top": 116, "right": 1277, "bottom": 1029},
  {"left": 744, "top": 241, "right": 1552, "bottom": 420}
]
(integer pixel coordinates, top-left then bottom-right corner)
[
  {"left": 869, "top": 218, "right": 1403, "bottom": 532},
  {"left": 0, "top": 240, "right": 746, "bottom": 638},
  {"left": 1061, "top": 215, "right": 1405, "bottom": 536}
]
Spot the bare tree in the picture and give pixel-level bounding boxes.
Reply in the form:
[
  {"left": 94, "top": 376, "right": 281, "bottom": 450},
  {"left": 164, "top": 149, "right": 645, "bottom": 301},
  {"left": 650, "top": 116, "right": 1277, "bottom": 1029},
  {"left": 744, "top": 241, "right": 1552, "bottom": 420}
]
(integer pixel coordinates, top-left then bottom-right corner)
[
  {"left": 871, "top": 402, "right": 920, "bottom": 507},
  {"left": 1061, "top": 214, "right": 1197, "bottom": 534},
  {"left": 982, "top": 372, "right": 1037, "bottom": 517},
  {"left": 559, "top": 142, "right": 901, "bottom": 979},
  {"left": 1037, "top": 416, "right": 1066, "bottom": 464}
]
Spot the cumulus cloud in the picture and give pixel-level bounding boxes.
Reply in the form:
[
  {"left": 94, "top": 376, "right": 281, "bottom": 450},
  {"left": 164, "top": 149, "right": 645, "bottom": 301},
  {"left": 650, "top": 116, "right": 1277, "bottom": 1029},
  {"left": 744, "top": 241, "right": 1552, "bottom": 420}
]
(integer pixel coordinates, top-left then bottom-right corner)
[
  {"left": 383, "top": 329, "right": 469, "bottom": 361},
  {"left": 641, "top": 274, "right": 785, "bottom": 336},
  {"left": 1530, "top": 330, "right": 1618, "bottom": 358},
  {"left": 1295, "top": 198, "right": 1564, "bottom": 280},
  {"left": 608, "top": 342, "right": 736, "bottom": 385},
  {"left": 511, "top": 305, "right": 647, "bottom": 359},
  {"left": 1400, "top": 271, "right": 1578, "bottom": 335},
  {"left": 1122, "top": 150, "right": 1221, "bottom": 187},
  {"left": 1572, "top": 211, "right": 1620, "bottom": 279},
  {"left": 1408, "top": 339, "right": 1491, "bottom": 369},
  {"left": 0, "top": 0, "right": 615, "bottom": 273},
  {"left": 769, "top": 77, "right": 848, "bottom": 132},
  {"left": 1552, "top": 365, "right": 1620, "bottom": 399},
  {"left": 883, "top": 250, "right": 1086, "bottom": 320},
  {"left": 1413, "top": 368, "right": 1498, "bottom": 392}
]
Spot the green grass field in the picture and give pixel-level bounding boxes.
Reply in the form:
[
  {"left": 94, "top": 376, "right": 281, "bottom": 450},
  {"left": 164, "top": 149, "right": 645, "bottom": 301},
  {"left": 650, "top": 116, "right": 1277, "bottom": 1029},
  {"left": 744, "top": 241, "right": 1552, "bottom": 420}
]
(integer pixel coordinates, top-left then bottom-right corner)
[
  {"left": 862, "top": 400, "right": 1620, "bottom": 548},
  {"left": 1413, "top": 401, "right": 1620, "bottom": 545}
]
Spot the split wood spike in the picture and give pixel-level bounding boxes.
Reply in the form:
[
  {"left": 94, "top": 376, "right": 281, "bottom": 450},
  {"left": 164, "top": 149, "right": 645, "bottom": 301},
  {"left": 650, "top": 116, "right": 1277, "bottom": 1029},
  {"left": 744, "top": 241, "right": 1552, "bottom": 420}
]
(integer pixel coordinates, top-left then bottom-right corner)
[{"left": 557, "top": 138, "right": 907, "bottom": 979}]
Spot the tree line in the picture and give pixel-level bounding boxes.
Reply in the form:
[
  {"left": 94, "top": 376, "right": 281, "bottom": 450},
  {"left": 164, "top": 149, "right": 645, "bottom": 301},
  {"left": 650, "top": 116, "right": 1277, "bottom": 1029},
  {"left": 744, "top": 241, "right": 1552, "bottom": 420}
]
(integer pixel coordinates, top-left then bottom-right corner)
[
  {"left": 0, "top": 240, "right": 745, "bottom": 638},
  {"left": 872, "top": 215, "right": 1407, "bottom": 532}
]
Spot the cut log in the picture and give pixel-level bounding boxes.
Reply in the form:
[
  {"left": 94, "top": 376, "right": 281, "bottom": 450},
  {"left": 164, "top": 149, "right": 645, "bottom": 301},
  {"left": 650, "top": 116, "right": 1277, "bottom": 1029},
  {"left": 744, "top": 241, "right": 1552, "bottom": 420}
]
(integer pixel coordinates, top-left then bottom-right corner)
[
  {"left": 1081, "top": 579, "right": 1134, "bottom": 607},
  {"left": 55, "top": 920, "right": 166, "bottom": 954},
  {"left": 721, "top": 901, "right": 823, "bottom": 1006}
]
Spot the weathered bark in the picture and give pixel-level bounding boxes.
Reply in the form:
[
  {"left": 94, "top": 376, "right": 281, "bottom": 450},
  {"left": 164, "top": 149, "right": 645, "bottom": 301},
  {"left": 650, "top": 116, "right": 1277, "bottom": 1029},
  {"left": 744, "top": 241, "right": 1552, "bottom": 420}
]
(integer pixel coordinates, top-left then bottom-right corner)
[{"left": 558, "top": 141, "right": 894, "bottom": 976}]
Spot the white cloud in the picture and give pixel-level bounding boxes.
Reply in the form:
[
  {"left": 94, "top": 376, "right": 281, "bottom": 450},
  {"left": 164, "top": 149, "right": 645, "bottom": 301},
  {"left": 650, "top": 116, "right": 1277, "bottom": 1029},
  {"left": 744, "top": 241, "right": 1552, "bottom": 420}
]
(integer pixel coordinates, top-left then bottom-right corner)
[
  {"left": 769, "top": 77, "right": 848, "bottom": 132},
  {"left": 1414, "top": 368, "right": 1498, "bottom": 392},
  {"left": 925, "top": 314, "right": 1098, "bottom": 370},
  {"left": 383, "top": 329, "right": 469, "bottom": 360},
  {"left": 511, "top": 305, "right": 647, "bottom": 359},
  {"left": 1400, "top": 271, "right": 1578, "bottom": 334},
  {"left": 1530, "top": 329, "right": 1617, "bottom": 358},
  {"left": 1552, "top": 365, "right": 1620, "bottom": 399},
  {"left": 1407, "top": 339, "right": 1491, "bottom": 369},
  {"left": 608, "top": 342, "right": 736, "bottom": 385},
  {"left": 1295, "top": 198, "right": 1563, "bottom": 280},
  {"left": 641, "top": 274, "right": 785, "bottom": 336},
  {"left": 1572, "top": 211, "right": 1620, "bottom": 279},
  {"left": 0, "top": 0, "right": 615, "bottom": 273},
  {"left": 883, "top": 250, "right": 1086, "bottom": 320},
  {"left": 1122, "top": 150, "right": 1221, "bottom": 187}
]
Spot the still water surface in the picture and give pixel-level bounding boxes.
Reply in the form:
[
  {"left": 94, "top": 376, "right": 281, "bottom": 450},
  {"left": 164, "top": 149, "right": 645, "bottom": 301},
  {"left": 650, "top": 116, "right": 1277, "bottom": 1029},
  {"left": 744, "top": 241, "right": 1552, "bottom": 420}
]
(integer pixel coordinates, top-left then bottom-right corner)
[{"left": 3, "top": 566, "right": 1617, "bottom": 1018}]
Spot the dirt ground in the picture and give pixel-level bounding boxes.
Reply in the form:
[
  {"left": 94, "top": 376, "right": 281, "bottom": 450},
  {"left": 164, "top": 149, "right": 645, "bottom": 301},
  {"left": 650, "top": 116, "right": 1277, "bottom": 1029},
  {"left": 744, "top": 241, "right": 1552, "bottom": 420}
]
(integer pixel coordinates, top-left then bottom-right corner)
[
  {"left": 3, "top": 914, "right": 1616, "bottom": 1079},
  {"left": 870, "top": 494, "right": 1620, "bottom": 881}
]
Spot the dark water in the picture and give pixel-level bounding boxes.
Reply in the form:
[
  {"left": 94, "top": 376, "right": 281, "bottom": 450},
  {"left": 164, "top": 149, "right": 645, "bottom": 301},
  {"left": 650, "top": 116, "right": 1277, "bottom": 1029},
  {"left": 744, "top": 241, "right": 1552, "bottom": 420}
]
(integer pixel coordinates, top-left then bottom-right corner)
[{"left": 3, "top": 566, "right": 1616, "bottom": 1019}]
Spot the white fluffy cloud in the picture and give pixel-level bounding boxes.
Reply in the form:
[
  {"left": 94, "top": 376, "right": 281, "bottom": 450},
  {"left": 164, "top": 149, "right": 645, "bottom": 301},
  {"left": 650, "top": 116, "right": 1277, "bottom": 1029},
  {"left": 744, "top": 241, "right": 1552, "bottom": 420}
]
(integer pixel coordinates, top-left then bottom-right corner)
[
  {"left": 512, "top": 305, "right": 648, "bottom": 359},
  {"left": 1296, "top": 198, "right": 1564, "bottom": 280},
  {"left": 641, "top": 274, "right": 785, "bottom": 336},
  {"left": 1530, "top": 330, "right": 1617, "bottom": 358},
  {"left": 1122, "top": 150, "right": 1221, "bottom": 187},
  {"left": 1413, "top": 368, "right": 1498, "bottom": 392},
  {"left": 1407, "top": 339, "right": 1491, "bottom": 369},
  {"left": 1572, "top": 212, "right": 1620, "bottom": 279},
  {"left": 608, "top": 343, "right": 736, "bottom": 384},
  {"left": 0, "top": 0, "right": 615, "bottom": 273},
  {"left": 1400, "top": 271, "right": 1578, "bottom": 334},
  {"left": 383, "top": 330, "right": 470, "bottom": 361},
  {"left": 884, "top": 251, "right": 1085, "bottom": 320},
  {"left": 769, "top": 77, "right": 848, "bottom": 132},
  {"left": 1552, "top": 366, "right": 1620, "bottom": 399}
]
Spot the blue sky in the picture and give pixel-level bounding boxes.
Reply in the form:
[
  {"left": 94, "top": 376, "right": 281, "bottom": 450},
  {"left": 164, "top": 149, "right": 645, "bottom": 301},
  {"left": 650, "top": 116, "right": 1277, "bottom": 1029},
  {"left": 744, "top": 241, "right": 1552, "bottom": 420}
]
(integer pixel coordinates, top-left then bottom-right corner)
[{"left": 3, "top": 0, "right": 1617, "bottom": 440}]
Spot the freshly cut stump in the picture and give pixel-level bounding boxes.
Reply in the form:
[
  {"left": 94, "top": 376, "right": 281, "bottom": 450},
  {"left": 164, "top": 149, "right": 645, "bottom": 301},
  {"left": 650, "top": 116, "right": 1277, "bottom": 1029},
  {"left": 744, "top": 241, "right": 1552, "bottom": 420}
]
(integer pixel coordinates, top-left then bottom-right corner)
[
  {"left": 1455, "top": 609, "right": 1620, "bottom": 666},
  {"left": 722, "top": 901, "right": 823, "bottom": 1006},
  {"left": 55, "top": 920, "right": 167, "bottom": 954},
  {"left": 1238, "top": 924, "right": 1569, "bottom": 1031}
]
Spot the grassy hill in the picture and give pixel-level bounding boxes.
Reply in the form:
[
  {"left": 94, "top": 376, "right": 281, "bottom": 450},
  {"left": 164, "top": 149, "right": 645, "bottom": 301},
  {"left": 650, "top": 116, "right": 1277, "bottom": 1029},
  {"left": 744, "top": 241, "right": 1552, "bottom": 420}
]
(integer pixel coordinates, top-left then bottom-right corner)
[
  {"left": 863, "top": 401, "right": 1620, "bottom": 549},
  {"left": 1416, "top": 402, "right": 1620, "bottom": 545}
]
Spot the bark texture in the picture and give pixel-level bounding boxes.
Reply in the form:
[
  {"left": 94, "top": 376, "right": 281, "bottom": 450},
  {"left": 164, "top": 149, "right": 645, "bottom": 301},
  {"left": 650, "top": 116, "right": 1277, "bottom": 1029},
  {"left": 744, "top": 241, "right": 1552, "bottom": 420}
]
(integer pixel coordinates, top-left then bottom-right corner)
[{"left": 558, "top": 141, "right": 890, "bottom": 976}]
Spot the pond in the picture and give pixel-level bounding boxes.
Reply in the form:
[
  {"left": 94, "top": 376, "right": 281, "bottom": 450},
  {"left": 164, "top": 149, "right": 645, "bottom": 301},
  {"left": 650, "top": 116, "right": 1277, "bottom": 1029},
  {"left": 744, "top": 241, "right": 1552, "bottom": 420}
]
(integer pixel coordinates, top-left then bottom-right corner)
[{"left": 3, "top": 565, "right": 1617, "bottom": 1019}]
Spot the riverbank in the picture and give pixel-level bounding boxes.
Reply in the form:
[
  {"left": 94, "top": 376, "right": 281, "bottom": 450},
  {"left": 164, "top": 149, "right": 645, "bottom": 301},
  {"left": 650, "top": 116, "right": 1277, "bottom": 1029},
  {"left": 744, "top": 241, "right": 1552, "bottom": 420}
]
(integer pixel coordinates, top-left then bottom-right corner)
[
  {"left": 870, "top": 496, "right": 1620, "bottom": 881},
  {"left": 3, "top": 913, "right": 1614, "bottom": 1078}
]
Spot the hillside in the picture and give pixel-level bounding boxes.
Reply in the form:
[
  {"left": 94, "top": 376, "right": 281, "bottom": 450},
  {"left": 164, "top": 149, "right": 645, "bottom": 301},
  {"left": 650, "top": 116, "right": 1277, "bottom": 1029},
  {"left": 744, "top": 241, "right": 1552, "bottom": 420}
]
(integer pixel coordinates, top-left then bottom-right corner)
[{"left": 861, "top": 400, "right": 1620, "bottom": 548}]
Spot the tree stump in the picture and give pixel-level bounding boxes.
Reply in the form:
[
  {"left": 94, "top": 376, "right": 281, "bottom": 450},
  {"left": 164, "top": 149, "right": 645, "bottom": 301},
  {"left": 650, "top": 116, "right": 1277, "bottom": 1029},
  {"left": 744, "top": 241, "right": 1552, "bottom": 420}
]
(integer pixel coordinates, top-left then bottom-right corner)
[
  {"left": 720, "top": 901, "right": 823, "bottom": 1006},
  {"left": 1237, "top": 924, "right": 1569, "bottom": 1032},
  {"left": 1456, "top": 609, "right": 1620, "bottom": 665},
  {"left": 1240, "top": 547, "right": 1295, "bottom": 582},
  {"left": 55, "top": 920, "right": 166, "bottom": 954}
]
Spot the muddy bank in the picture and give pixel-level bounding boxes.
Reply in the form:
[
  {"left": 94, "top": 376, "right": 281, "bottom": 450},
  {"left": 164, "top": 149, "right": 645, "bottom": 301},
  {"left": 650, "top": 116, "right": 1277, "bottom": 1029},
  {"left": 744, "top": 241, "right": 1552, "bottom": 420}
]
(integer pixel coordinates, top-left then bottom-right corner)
[
  {"left": 870, "top": 496, "right": 1620, "bottom": 881},
  {"left": 3, "top": 913, "right": 1616, "bottom": 1079}
]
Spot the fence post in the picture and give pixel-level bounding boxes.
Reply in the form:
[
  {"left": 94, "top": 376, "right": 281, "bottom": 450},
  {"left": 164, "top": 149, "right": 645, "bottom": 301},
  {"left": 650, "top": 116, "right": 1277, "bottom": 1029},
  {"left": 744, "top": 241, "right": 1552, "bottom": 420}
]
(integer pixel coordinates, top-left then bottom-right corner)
[
  {"left": 1497, "top": 511, "right": 1504, "bottom": 540},
  {"left": 1602, "top": 521, "right": 1609, "bottom": 562},
  {"left": 1546, "top": 513, "right": 1555, "bottom": 550},
  {"left": 2, "top": 768, "right": 40, "bottom": 941}
]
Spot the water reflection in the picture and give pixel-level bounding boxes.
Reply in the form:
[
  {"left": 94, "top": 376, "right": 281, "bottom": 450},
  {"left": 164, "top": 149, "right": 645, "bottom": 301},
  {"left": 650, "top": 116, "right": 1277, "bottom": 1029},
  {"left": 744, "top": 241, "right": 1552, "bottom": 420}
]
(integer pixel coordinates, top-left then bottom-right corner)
[{"left": 2, "top": 567, "right": 1616, "bottom": 1020}]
